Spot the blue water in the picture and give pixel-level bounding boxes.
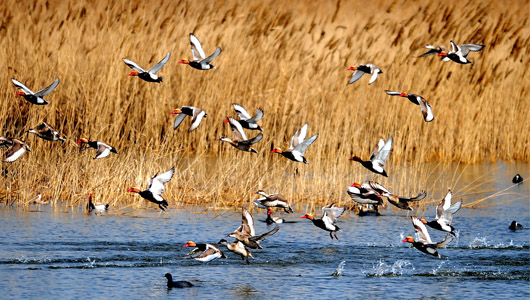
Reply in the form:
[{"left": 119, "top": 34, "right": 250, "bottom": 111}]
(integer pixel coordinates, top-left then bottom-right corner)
[{"left": 0, "top": 164, "right": 528, "bottom": 299}]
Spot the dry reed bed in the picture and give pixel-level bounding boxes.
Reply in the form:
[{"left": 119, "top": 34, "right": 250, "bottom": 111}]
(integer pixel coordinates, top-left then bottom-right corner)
[{"left": 0, "top": 0, "right": 528, "bottom": 210}]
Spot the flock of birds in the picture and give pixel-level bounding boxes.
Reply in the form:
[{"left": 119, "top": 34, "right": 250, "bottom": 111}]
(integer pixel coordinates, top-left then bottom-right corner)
[{"left": 3, "top": 32, "right": 510, "bottom": 287}]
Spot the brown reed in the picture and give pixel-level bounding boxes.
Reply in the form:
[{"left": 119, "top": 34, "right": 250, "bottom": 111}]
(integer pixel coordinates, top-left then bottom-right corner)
[{"left": 0, "top": 0, "right": 528, "bottom": 210}]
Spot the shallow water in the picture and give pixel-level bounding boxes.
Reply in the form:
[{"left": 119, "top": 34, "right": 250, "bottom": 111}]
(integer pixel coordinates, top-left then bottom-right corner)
[{"left": 0, "top": 164, "right": 529, "bottom": 299}]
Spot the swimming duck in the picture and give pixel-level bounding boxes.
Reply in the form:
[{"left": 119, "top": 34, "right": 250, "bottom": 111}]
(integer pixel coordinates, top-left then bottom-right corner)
[
  {"left": 86, "top": 193, "right": 109, "bottom": 213},
  {"left": 12, "top": 78, "right": 59, "bottom": 105},
  {"left": 27, "top": 122, "right": 66, "bottom": 142},
  {"left": 253, "top": 190, "right": 293, "bottom": 213},
  {"left": 271, "top": 123, "right": 318, "bottom": 164},
  {"left": 420, "top": 190, "right": 461, "bottom": 236},
  {"left": 509, "top": 221, "right": 524, "bottom": 231},
  {"left": 302, "top": 204, "right": 345, "bottom": 240},
  {"left": 179, "top": 33, "right": 221, "bottom": 70},
  {"left": 164, "top": 273, "right": 193, "bottom": 288},
  {"left": 231, "top": 104, "right": 263, "bottom": 131},
  {"left": 183, "top": 241, "right": 226, "bottom": 262},
  {"left": 438, "top": 41, "right": 485, "bottom": 64},
  {"left": 0, "top": 137, "right": 31, "bottom": 162},
  {"left": 219, "top": 118, "right": 263, "bottom": 153},
  {"left": 76, "top": 138, "right": 118, "bottom": 159},
  {"left": 384, "top": 91, "right": 434, "bottom": 122},
  {"left": 28, "top": 194, "right": 48, "bottom": 205},
  {"left": 217, "top": 239, "right": 253, "bottom": 264},
  {"left": 402, "top": 217, "right": 453, "bottom": 258},
  {"left": 265, "top": 208, "right": 284, "bottom": 225},
  {"left": 171, "top": 106, "right": 207, "bottom": 132},
  {"left": 228, "top": 207, "right": 279, "bottom": 249},
  {"left": 347, "top": 64, "right": 382, "bottom": 85},
  {"left": 123, "top": 52, "right": 170, "bottom": 82},
  {"left": 512, "top": 174, "right": 523, "bottom": 184},
  {"left": 350, "top": 136, "right": 392, "bottom": 177},
  {"left": 127, "top": 167, "right": 174, "bottom": 211}
]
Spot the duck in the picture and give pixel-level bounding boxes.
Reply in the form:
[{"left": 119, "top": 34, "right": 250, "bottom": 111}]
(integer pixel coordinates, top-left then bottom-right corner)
[
  {"left": 231, "top": 103, "right": 263, "bottom": 131},
  {"left": 302, "top": 204, "right": 345, "bottom": 240},
  {"left": 217, "top": 239, "right": 253, "bottom": 264},
  {"left": 438, "top": 41, "right": 485, "bottom": 64},
  {"left": 0, "top": 137, "right": 31, "bottom": 162},
  {"left": 184, "top": 241, "right": 226, "bottom": 262},
  {"left": 123, "top": 52, "right": 170, "bottom": 83},
  {"left": 271, "top": 123, "right": 318, "bottom": 164},
  {"left": 347, "top": 64, "right": 382, "bottom": 85},
  {"left": 171, "top": 106, "right": 207, "bottom": 132},
  {"left": 76, "top": 138, "right": 118, "bottom": 159},
  {"left": 509, "top": 221, "right": 524, "bottom": 231},
  {"left": 164, "top": 273, "right": 193, "bottom": 288},
  {"left": 420, "top": 189, "right": 461, "bottom": 236},
  {"left": 86, "top": 193, "right": 109, "bottom": 213},
  {"left": 402, "top": 217, "right": 454, "bottom": 258},
  {"left": 384, "top": 91, "right": 434, "bottom": 122},
  {"left": 11, "top": 78, "right": 59, "bottom": 105},
  {"left": 228, "top": 207, "right": 279, "bottom": 249},
  {"left": 127, "top": 167, "right": 174, "bottom": 211},
  {"left": 417, "top": 45, "right": 449, "bottom": 59},
  {"left": 253, "top": 190, "right": 293, "bottom": 213},
  {"left": 350, "top": 136, "right": 392, "bottom": 177},
  {"left": 27, "top": 122, "right": 66, "bottom": 142},
  {"left": 265, "top": 208, "right": 284, "bottom": 225},
  {"left": 179, "top": 33, "right": 221, "bottom": 70},
  {"left": 386, "top": 189, "right": 427, "bottom": 210},
  {"left": 512, "top": 174, "right": 523, "bottom": 184},
  {"left": 347, "top": 182, "right": 385, "bottom": 215},
  {"left": 219, "top": 118, "right": 263, "bottom": 153},
  {"left": 28, "top": 194, "right": 48, "bottom": 205}
]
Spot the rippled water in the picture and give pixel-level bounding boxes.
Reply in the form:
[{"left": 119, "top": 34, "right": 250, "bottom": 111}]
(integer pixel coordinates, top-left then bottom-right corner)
[{"left": 0, "top": 164, "right": 528, "bottom": 299}]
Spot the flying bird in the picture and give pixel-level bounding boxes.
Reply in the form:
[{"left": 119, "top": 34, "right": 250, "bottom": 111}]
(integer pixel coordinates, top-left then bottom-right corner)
[
  {"left": 76, "top": 138, "right": 118, "bottom": 159},
  {"left": 402, "top": 217, "right": 453, "bottom": 258},
  {"left": 302, "top": 204, "right": 345, "bottom": 240},
  {"left": 253, "top": 190, "right": 293, "bottom": 213},
  {"left": 127, "top": 167, "right": 174, "bottom": 211},
  {"left": 228, "top": 207, "right": 280, "bottom": 249},
  {"left": 347, "top": 64, "right": 382, "bottom": 84},
  {"left": 384, "top": 91, "right": 434, "bottom": 122},
  {"left": 350, "top": 136, "right": 392, "bottom": 177},
  {"left": 217, "top": 239, "right": 253, "bottom": 264},
  {"left": 27, "top": 122, "right": 66, "bottom": 142},
  {"left": 231, "top": 103, "right": 263, "bottom": 131},
  {"left": 171, "top": 106, "right": 207, "bottom": 132},
  {"left": 420, "top": 190, "right": 461, "bottom": 236},
  {"left": 12, "top": 78, "right": 59, "bottom": 105},
  {"left": 219, "top": 118, "right": 263, "bottom": 153},
  {"left": 183, "top": 241, "right": 226, "bottom": 262},
  {"left": 271, "top": 123, "right": 318, "bottom": 163},
  {"left": 438, "top": 41, "right": 485, "bottom": 64},
  {"left": 0, "top": 137, "right": 31, "bottom": 162},
  {"left": 123, "top": 52, "right": 170, "bottom": 82},
  {"left": 179, "top": 33, "right": 221, "bottom": 70}
]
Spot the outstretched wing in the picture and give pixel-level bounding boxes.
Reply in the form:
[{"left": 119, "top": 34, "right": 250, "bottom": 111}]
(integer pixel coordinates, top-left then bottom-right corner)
[
  {"left": 294, "top": 134, "right": 318, "bottom": 155},
  {"left": 123, "top": 58, "right": 146, "bottom": 73},
  {"left": 232, "top": 103, "right": 252, "bottom": 120},
  {"left": 412, "top": 216, "right": 433, "bottom": 244},
  {"left": 372, "top": 136, "right": 392, "bottom": 165},
  {"left": 241, "top": 207, "right": 255, "bottom": 237},
  {"left": 384, "top": 90, "right": 401, "bottom": 96},
  {"left": 11, "top": 78, "right": 35, "bottom": 95},
  {"left": 419, "top": 98, "right": 434, "bottom": 122},
  {"left": 348, "top": 70, "right": 365, "bottom": 84},
  {"left": 189, "top": 34, "right": 206, "bottom": 61},
  {"left": 322, "top": 204, "right": 345, "bottom": 223},
  {"left": 434, "top": 234, "right": 454, "bottom": 248},
  {"left": 201, "top": 47, "right": 222, "bottom": 64},
  {"left": 148, "top": 52, "right": 170, "bottom": 74},
  {"left": 34, "top": 78, "right": 59, "bottom": 97},
  {"left": 250, "top": 225, "right": 279, "bottom": 242},
  {"left": 369, "top": 138, "right": 385, "bottom": 161},
  {"left": 248, "top": 108, "right": 264, "bottom": 123},
  {"left": 290, "top": 123, "right": 308, "bottom": 150},
  {"left": 148, "top": 167, "right": 175, "bottom": 196},
  {"left": 460, "top": 44, "right": 485, "bottom": 57},
  {"left": 368, "top": 66, "right": 380, "bottom": 84},
  {"left": 173, "top": 113, "right": 187, "bottom": 130},
  {"left": 228, "top": 118, "right": 247, "bottom": 141},
  {"left": 241, "top": 133, "right": 263, "bottom": 146}
]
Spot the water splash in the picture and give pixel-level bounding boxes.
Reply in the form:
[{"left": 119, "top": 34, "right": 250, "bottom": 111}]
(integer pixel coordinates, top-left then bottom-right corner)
[
  {"left": 431, "top": 261, "right": 446, "bottom": 275},
  {"left": 86, "top": 257, "right": 96, "bottom": 268},
  {"left": 331, "top": 260, "right": 346, "bottom": 277},
  {"left": 364, "top": 259, "right": 414, "bottom": 277}
]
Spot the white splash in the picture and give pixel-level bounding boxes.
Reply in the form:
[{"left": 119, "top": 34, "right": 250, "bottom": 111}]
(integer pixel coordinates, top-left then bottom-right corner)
[{"left": 332, "top": 260, "right": 346, "bottom": 276}]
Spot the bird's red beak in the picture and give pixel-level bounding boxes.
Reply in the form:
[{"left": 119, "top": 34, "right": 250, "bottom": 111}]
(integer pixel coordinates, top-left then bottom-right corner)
[
  {"left": 15, "top": 91, "right": 25, "bottom": 96},
  {"left": 128, "top": 71, "right": 138, "bottom": 76},
  {"left": 347, "top": 66, "right": 357, "bottom": 71},
  {"left": 178, "top": 59, "right": 189, "bottom": 64},
  {"left": 171, "top": 109, "right": 182, "bottom": 114}
]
